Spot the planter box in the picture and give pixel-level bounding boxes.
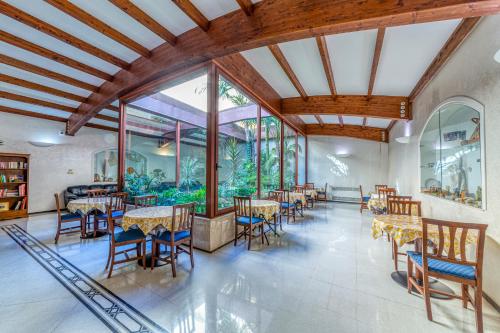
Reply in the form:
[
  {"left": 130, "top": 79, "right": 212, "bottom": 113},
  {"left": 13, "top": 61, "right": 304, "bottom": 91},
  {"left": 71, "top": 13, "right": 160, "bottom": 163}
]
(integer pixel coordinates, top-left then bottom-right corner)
[{"left": 193, "top": 212, "right": 235, "bottom": 252}]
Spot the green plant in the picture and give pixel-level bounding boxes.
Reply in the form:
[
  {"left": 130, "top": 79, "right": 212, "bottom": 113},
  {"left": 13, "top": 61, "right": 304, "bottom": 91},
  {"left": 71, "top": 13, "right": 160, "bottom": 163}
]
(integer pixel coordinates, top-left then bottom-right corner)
[{"left": 180, "top": 156, "right": 202, "bottom": 192}]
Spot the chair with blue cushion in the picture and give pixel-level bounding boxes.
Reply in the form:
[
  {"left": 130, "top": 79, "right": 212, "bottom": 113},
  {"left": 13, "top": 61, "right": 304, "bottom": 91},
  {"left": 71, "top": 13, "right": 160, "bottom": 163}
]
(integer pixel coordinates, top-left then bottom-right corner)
[
  {"left": 407, "top": 218, "right": 488, "bottom": 333},
  {"left": 151, "top": 202, "right": 196, "bottom": 277},
  {"left": 277, "top": 189, "right": 296, "bottom": 224},
  {"left": 359, "top": 185, "right": 369, "bottom": 213},
  {"left": 94, "top": 192, "right": 128, "bottom": 237},
  {"left": 234, "top": 196, "right": 267, "bottom": 250},
  {"left": 105, "top": 203, "right": 146, "bottom": 279},
  {"left": 54, "top": 193, "right": 84, "bottom": 243}
]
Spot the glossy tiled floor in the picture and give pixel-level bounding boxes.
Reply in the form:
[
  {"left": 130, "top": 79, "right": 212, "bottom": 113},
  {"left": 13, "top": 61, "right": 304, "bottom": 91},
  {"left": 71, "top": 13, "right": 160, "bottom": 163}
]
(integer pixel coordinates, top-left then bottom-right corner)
[{"left": 0, "top": 202, "right": 499, "bottom": 333}]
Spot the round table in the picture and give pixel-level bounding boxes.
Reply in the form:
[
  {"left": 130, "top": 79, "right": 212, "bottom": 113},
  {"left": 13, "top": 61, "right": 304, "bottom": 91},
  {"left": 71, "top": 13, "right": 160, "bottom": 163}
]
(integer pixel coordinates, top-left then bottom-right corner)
[
  {"left": 371, "top": 214, "right": 476, "bottom": 299},
  {"left": 367, "top": 196, "right": 386, "bottom": 214},
  {"left": 288, "top": 192, "right": 307, "bottom": 205},
  {"left": 250, "top": 200, "right": 281, "bottom": 236},
  {"left": 305, "top": 190, "right": 317, "bottom": 199},
  {"left": 67, "top": 198, "right": 110, "bottom": 238}
]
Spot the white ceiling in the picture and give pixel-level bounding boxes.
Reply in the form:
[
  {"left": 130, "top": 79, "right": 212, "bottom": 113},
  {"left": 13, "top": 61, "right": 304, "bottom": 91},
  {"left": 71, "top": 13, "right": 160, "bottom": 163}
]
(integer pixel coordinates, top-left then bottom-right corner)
[{"left": 0, "top": 1, "right": 465, "bottom": 131}]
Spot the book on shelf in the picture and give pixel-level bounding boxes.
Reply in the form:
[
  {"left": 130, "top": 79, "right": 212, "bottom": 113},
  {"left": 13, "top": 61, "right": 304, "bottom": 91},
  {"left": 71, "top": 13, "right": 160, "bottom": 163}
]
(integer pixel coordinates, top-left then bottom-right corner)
[
  {"left": 0, "top": 161, "right": 27, "bottom": 169},
  {"left": 0, "top": 189, "right": 19, "bottom": 197},
  {"left": 18, "top": 184, "right": 26, "bottom": 196}
]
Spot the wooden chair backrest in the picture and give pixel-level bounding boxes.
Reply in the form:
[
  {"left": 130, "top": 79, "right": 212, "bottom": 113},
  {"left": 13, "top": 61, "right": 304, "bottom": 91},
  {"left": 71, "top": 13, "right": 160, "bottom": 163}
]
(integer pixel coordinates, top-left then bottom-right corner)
[
  {"left": 293, "top": 185, "right": 305, "bottom": 193},
  {"left": 378, "top": 187, "right": 396, "bottom": 198},
  {"left": 387, "top": 198, "right": 421, "bottom": 217},
  {"left": 359, "top": 185, "right": 365, "bottom": 202},
  {"left": 269, "top": 190, "right": 284, "bottom": 203},
  {"left": 110, "top": 192, "right": 127, "bottom": 211},
  {"left": 171, "top": 202, "right": 196, "bottom": 234},
  {"left": 134, "top": 194, "right": 158, "bottom": 208},
  {"left": 375, "top": 184, "right": 388, "bottom": 194},
  {"left": 234, "top": 196, "right": 252, "bottom": 218},
  {"left": 87, "top": 188, "right": 108, "bottom": 198},
  {"left": 422, "top": 218, "right": 487, "bottom": 273},
  {"left": 106, "top": 204, "right": 118, "bottom": 239},
  {"left": 305, "top": 183, "right": 314, "bottom": 190}
]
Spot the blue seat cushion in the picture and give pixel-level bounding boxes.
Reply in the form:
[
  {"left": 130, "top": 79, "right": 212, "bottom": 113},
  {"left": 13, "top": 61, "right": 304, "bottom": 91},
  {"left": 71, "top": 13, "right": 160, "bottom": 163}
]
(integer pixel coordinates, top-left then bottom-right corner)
[
  {"left": 407, "top": 251, "right": 476, "bottom": 280},
  {"left": 236, "top": 216, "right": 265, "bottom": 224},
  {"left": 281, "top": 202, "right": 295, "bottom": 209},
  {"left": 362, "top": 196, "right": 370, "bottom": 203},
  {"left": 157, "top": 230, "right": 191, "bottom": 242},
  {"left": 61, "top": 213, "right": 82, "bottom": 221},
  {"left": 96, "top": 210, "right": 124, "bottom": 219},
  {"left": 114, "top": 228, "right": 145, "bottom": 243}
]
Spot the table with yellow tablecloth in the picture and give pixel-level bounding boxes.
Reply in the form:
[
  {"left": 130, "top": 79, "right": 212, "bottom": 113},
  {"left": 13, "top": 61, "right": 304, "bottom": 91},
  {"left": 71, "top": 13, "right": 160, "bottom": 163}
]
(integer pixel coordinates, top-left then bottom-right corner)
[
  {"left": 122, "top": 206, "right": 178, "bottom": 235},
  {"left": 250, "top": 200, "right": 280, "bottom": 221},
  {"left": 67, "top": 197, "right": 109, "bottom": 215}
]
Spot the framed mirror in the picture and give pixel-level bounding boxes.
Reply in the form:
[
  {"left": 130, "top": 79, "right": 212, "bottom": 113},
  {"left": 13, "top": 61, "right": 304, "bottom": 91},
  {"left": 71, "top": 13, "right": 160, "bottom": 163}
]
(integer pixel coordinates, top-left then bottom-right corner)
[{"left": 419, "top": 97, "right": 485, "bottom": 209}]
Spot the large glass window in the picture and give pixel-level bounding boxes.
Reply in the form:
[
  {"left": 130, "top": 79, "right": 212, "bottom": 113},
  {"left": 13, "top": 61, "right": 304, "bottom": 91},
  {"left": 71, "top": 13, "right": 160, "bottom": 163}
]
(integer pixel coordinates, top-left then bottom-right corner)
[
  {"left": 420, "top": 99, "right": 484, "bottom": 209},
  {"left": 124, "top": 69, "right": 208, "bottom": 214},
  {"left": 283, "top": 124, "right": 296, "bottom": 189},
  {"left": 217, "top": 76, "right": 258, "bottom": 210},
  {"left": 297, "top": 134, "right": 306, "bottom": 185},
  {"left": 260, "top": 109, "right": 281, "bottom": 196}
]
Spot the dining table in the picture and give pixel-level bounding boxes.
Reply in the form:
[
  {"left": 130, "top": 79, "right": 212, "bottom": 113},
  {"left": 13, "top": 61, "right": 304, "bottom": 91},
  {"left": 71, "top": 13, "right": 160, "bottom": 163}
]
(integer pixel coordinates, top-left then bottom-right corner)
[
  {"left": 248, "top": 199, "right": 281, "bottom": 236},
  {"left": 371, "top": 214, "right": 478, "bottom": 299},
  {"left": 367, "top": 194, "right": 386, "bottom": 214},
  {"left": 66, "top": 197, "right": 110, "bottom": 238}
]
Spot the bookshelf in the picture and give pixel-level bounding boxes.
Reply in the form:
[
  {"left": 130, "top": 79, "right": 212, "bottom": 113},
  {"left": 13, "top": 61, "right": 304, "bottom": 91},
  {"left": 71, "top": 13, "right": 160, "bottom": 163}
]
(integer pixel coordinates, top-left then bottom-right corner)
[{"left": 0, "top": 153, "right": 29, "bottom": 220}]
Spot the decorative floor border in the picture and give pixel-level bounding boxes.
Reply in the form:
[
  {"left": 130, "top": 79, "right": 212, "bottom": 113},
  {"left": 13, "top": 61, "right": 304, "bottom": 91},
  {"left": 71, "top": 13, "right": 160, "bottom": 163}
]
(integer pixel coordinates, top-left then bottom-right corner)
[{"left": 1, "top": 224, "right": 168, "bottom": 333}]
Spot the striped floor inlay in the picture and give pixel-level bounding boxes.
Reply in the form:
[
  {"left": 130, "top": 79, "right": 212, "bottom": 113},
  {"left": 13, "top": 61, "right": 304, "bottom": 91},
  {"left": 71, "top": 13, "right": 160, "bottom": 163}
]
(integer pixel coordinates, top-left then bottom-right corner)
[{"left": 1, "top": 224, "right": 168, "bottom": 333}]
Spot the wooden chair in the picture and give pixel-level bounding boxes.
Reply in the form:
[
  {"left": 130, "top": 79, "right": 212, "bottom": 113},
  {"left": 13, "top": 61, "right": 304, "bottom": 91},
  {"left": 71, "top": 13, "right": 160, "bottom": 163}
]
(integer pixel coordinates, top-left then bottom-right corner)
[
  {"left": 151, "top": 202, "right": 196, "bottom": 277},
  {"left": 87, "top": 188, "right": 109, "bottom": 198},
  {"left": 292, "top": 185, "right": 305, "bottom": 215},
  {"left": 316, "top": 183, "right": 328, "bottom": 202},
  {"left": 105, "top": 204, "right": 146, "bottom": 278},
  {"left": 375, "top": 184, "right": 388, "bottom": 195},
  {"left": 276, "top": 189, "right": 296, "bottom": 223},
  {"left": 234, "top": 196, "right": 268, "bottom": 250},
  {"left": 359, "top": 185, "right": 369, "bottom": 213},
  {"left": 305, "top": 183, "right": 314, "bottom": 190},
  {"left": 387, "top": 198, "right": 421, "bottom": 271},
  {"left": 134, "top": 194, "right": 158, "bottom": 208},
  {"left": 94, "top": 192, "right": 128, "bottom": 237},
  {"left": 54, "top": 193, "right": 84, "bottom": 243},
  {"left": 407, "top": 218, "right": 488, "bottom": 333},
  {"left": 304, "top": 183, "right": 315, "bottom": 208},
  {"left": 268, "top": 190, "right": 284, "bottom": 233},
  {"left": 379, "top": 187, "right": 396, "bottom": 211}
]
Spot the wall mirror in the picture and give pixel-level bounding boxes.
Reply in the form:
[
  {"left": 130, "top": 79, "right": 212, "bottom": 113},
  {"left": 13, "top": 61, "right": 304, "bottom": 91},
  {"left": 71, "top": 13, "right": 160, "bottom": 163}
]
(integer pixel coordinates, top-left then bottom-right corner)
[{"left": 420, "top": 97, "right": 485, "bottom": 209}]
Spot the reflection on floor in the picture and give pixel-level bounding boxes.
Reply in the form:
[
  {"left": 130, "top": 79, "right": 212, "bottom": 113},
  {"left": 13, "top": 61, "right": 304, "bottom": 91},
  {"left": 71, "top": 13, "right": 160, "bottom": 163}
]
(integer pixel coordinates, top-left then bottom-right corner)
[{"left": 0, "top": 202, "right": 499, "bottom": 333}]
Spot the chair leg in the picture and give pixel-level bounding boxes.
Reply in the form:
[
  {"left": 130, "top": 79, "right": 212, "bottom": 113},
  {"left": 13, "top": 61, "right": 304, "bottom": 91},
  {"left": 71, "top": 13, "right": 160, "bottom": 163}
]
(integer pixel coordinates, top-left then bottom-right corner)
[
  {"left": 190, "top": 239, "right": 194, "bottom": 268},
  {"left": 150, "top": 240, "right": 156, "bottom": 271},
  {"left": 475, "top": 286, "right": 484, "bottom": 333},
  {"left": 234, "top": 224, "right": 238, "bottom": 246},
  {"left": 393, "top": 240, "right": 399, "bottom": 271},
  {"left": 260, "top": 224, "right": 264, "bottom": 244},
  {"left": 142, "top": 240, "right": 146, "bottom": 270},
  {"left": 462, "top": 284, "right": 469, "bottom": 309},
  {"left": 422, "top": 273, "right": 433, "bottom": 321},
  {"left": 105, "top": 242, "right": 112, "bottom": 270},
  {"left": 107, "top": 246, "right": 115, "bottom": 279},
  {"left": 247, "top": 226, "right": 252, "bottom": 250},
  {"left": 170, "top": 245, "right": 177, "bottom": 277},
  {"left": 55, "top": 220, "right": 61, "bottom": 244},
  {"left": 407, "top": 258, "right": 413, "bottom": 294}
]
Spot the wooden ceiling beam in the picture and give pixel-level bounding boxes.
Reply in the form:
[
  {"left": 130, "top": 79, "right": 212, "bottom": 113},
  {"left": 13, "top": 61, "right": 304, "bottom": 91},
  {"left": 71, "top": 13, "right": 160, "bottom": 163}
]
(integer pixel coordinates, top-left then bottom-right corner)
[
  {"left": 109, "top": 0, "right": 177, "bottom": 45},
  {"left": 314, "top": 115, "right": 324, "bottom": 127},
  {"left": 316, "top": 36, "right": 337, "bottom": 97},
  {"left": 0, "top": 54, "right": 98, "bottom": 92},
  {"left": 45, "top": 0, "right": 150, "bottom": 58},
  {"left": 282, "top": 95, "right": 409, "bottom": 120},
  {"left": 268, "top": 44, "right": 308, "bottom": 101},
  {"left": 172, "top": 0, "right": 210, "bottom": 32},
  {"left": 0, "top": 30, "right": 113, "bottom": 81},
  {"left": 409, "top": 17, "right": 481, "bottom": 101},
  {"left": 367, "top": 28, "right": 385, "bottom": 97},
  {"left": 306, "top": 123, "right": 388, "bottom": 143},
  {"left": 0, "top": 105, "right": 117, "bottom": 131},
  {"left": 65, "top": 0, "right": 500, "bottom": 135},
  {"left": 236, "top": 0, "right": 254, "bottom": 16},
  {"left": 0, "top": 2, "right": 128, "bottom": 69},
  {"left": 105, "top": 105, "right": 120, "bottom": 112},
  {"left": 0, "top": 73, "right": 87, "bottom": 103},
  {"left": 387, "top": 120, "right": 397, "bottom": 132}
]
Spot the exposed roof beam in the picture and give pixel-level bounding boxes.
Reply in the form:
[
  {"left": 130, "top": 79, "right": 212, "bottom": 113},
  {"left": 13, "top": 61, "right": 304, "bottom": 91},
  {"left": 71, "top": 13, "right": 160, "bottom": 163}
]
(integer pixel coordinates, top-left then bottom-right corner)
[
  {"left": 0, "top": 73, "right": 87, "bottom": 103},
  {"left": 387, "top": 120, "right": 397, "bottom": 132},
  {"left": 66, "top": 0, "right": 500, "bottom": 135},
  {"left": 306, "top": 124, "right": 388, "bottom": 143},
  {"left": 106, "top": 105, "right": 120, "bottom": 112},
  {"left": 0, "top": 106, "right": 117, "bottom": 131},
  {"left": 338, "top": 115, "right": 344, "bottom": 128},
  {"left": 109, "top": 0, "right": 177, "bottom": 45},
  {"left": 0, "top": 2, "right": 128, "bottom": 69},
  {"left": 0, "top": 30, "right": 113, "bottom": 81},
  {"left": 282, "top": 95, "right": 410, "bottom": 120},
  {"left": 367, "top": 28, "right": 385, "bottom": 97},
  {"left": 45, "top": 0, "right": 150, "bottom": 57},
  {"left": 236, "top": 0, "right": 254, "bottom": 16},
  {"left": 0, "top": 90, "right": 117, "bottom": 123},
  {"left": 314, "top": 115, "right": 324, "bottom": 127},
  {"left": 172, "top": 0, "right": 210, "bottom": 32},
  {"left": 268, "top": 44, "right": 308, "bottom": 101},
  {"left": 362, "top": 117, "right": 367, "bottom": 128},
  {"left": 0, "top": 54, "right": 98, "bottom": 92},
  {"left": 316, "top": 36, "right": 336, "bottom": 97},
  {"left": 409, "top": 17, "right": 481, "bottom": 101}
]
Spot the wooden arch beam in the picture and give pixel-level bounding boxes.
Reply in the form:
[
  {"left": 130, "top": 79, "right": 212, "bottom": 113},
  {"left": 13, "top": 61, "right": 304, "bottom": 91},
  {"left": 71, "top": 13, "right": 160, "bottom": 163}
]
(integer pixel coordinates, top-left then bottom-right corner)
[{"left": 65, "top": 0, "right": 500, "bottom": 135}]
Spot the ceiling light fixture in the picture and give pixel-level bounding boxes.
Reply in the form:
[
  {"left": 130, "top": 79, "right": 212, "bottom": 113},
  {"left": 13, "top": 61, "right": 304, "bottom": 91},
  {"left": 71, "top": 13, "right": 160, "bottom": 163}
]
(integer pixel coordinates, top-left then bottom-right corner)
[{"left": 28, "top": 141, "right": 56, "bottom": 147}]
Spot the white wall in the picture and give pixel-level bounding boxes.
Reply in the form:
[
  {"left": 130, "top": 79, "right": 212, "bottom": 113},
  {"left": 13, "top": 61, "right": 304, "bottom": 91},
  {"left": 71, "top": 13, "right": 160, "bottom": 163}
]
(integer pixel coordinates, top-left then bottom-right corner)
[
  {"left": 0, "top": 113, "right": 117, "bottom": 213},
  {"left": 307, "top": 136, "right": 388, "bottom": 196},
  {"left": 388, "top": 15, "right": 500, "bottom": 304}
]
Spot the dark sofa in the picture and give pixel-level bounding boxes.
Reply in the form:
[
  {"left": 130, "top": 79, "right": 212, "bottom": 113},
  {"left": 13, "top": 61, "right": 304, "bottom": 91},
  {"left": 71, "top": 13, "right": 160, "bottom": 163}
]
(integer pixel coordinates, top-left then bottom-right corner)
[{"left": 64, "top": 184, "right": 118, "bottom": 205}]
